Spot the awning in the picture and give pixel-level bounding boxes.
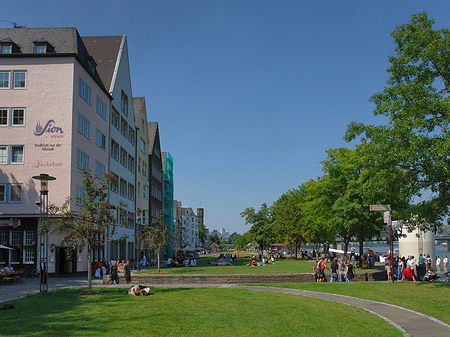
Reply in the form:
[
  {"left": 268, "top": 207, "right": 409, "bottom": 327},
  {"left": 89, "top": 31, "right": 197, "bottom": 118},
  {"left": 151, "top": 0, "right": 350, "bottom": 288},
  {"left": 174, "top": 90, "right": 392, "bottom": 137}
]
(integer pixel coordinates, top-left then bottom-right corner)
[{"left": 0, "top": 244, "right": 14, "bottom": 250}]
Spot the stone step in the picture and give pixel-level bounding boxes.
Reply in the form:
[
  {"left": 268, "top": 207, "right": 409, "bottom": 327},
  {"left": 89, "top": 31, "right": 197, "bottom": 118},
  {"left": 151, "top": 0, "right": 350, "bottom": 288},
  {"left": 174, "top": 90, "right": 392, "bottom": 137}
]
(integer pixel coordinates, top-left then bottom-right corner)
[{"left": 103, "top": 270, "right": 386, "bottom": 285}]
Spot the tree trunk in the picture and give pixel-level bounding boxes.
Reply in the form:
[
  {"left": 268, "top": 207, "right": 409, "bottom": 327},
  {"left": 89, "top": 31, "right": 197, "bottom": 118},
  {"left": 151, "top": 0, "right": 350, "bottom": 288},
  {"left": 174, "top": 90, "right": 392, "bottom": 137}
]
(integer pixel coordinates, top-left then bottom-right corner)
[
  {"left": 343, "top": 240, "right": 349, "bottom": 260},
  {"left": 157, "top": 249, "right": 160, "bottom": 272},
  {"left": 358, "top": 227, "right": 364, "bottom": 268},
  {"left": 87, "top": 244, "right": 92, "bottom": 294}
]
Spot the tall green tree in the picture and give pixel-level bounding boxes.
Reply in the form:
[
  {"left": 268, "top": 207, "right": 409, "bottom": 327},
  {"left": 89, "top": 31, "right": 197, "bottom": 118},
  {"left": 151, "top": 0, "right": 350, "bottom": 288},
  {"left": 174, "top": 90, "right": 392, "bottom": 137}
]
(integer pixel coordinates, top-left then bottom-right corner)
[
  {"left": 240, "top": 203, "right": 273, "bottom": 256},
  {"left": 54, "top": 170, "right": 116, "bottom": 294},
  {"left": 346, "top": 12, "right": 450, "bottom": 232},
  {"left": 271, "top": 189, "right": 305, "bottom": 258},
  {"left": 141, "top": 211, "right": 171, "bottom": 272}
]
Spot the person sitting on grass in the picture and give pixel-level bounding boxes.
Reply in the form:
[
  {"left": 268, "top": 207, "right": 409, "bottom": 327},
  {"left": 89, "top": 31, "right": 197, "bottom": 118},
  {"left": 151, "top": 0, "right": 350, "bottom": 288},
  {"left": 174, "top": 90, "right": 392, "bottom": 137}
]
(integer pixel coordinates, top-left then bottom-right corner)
[
  {"left": 128, "top": 285, "right": 151, "bottom": 296},
  {"left": 402, "top": 264, "right": 417, "bottom": 282}
]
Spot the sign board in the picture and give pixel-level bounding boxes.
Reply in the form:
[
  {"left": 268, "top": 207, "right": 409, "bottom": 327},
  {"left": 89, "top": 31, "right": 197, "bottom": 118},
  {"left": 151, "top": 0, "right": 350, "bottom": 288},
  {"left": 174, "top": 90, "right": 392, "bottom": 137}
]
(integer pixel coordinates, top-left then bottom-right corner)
[
  {"left": 384, "top": 211, "right": 391, "bottom": 224},
  {"left": 0, "top": 219, "right": 21, "bottom": 227},
  {"left": 369, "top": 204, "right": 391, "bottom": 211},
  {"left": 392, "top": 220, "right": 403, "bottom": 230}
]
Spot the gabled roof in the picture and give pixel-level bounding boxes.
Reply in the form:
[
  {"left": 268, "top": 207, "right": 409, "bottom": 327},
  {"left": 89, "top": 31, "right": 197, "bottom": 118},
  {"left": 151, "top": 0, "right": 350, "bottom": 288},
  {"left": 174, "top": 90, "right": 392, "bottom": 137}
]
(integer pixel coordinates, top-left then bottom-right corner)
[
  {"left": 81, "top": 35, "right": 123, "bottom": 92},
  {"left": 133, "top": 97, "right": 147, "bottom": 128},
  {"left": 147, "top": 122, "right": 159, "bottom": 155},
  {"left": 0, "top": 27, "right": 108, "bottom": 95}
]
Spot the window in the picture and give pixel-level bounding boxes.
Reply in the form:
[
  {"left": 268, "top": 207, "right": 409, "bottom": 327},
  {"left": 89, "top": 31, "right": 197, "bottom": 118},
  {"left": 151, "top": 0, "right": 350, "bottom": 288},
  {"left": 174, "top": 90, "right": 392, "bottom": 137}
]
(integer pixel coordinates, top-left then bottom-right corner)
[
  {"left": 1, "top": 44, "right": 12, "bottom": 54},
  {"left": 0, "top": 229, "right": 7, "bottom": 244},
  {"left": 0, "top": 185, "right": 5, "bottom": 202},
  {"left": 128, "top": 212, "right": 135, "bottom": 229},
  {"left": 34, "top": 43, "right": 47, "bottom": 54},
  {"left": 137, "top": 183, "right": 141, "bottom": 198},
  {"left": 120, "top": 178, "right": 127, "bottom": 197},
  {"left": 0, "top": 71, "right": 10, "bottom": 88},
  {"left": 120, "top": 147, "right": 127, "bottom": 167},
  {"left": 152, "top": 162, "right": 162, "bottom": 182},
  {"left": 95, "top": 161, "right": 105, "bottom": 180},
  {"left": 111, "top": 107, "right": 120, "bottom": 130},
  {"left": 24, "top": 231, "right": 35, "bottom": 246},
  {"left": 11, "top": 146, "right": 23, "bottom": 164},
  {"left": 11, "top": 231, "right": 21, "bottom": 245},
  {"left": 128, "top": 127, "right": 135, "bottom": 145},
  {"left": 96, "top": 129, "right": 106, "bottom": 150},
  {"left": 121, "top": 91, "right": 128, "bottom": 116},
  {"left": 140, "top": 138, "right": 145, "bottom": 152},
  {"left": 76, "top": 185, "right": 86, "bottom": 204},
  {"left": 0, "top": 146, "right": 6, "bottom": 164},
  {"left": 12, "top": 109, "right": 25, "bottom": 126},
  {"left": 10, "top": 184, "right": 22, "bottom": 202},
  {"left": 13, "top": 71, "right": 26, "bottom": 89},
  {"left": 128, "top": 155, "right": 135, "bottom": 173},
  {"left": 120, "top": 209, "right": 127, "bottom": 227},
  {"left": 96, "top": 96, "right": 107, "bottom": 120},
  {"left": 78, "top": 77, "right": 91, "bottom": 104},
  {"left": 76, "top": 149, "right": 90, "bottom": 170},
  {"left": 151, "top": 183, "right": 162, "bottom": 201},
  {"left": 120, "top": 117, "right": 128, "bottom": 138},
  {"left": 23, "top": 248, "right": 35, "bottom": 264},
  {"left": 77, "top": 114, "right": 90, "bottom": 138},
  {"left": 111, "top": 139, "right": 119, "bottom": 161},
  {"left": 143, "top": 185, "right": 147, "bottom": 199},
  {"left": 128, "top": 183, "right": 135, "bottom": 201},
  {"left": 0, "top": 109, "right": 7, "bottom": 125},
  {"left": 110, "top": 173, "right": 119, "bottom": 193}
]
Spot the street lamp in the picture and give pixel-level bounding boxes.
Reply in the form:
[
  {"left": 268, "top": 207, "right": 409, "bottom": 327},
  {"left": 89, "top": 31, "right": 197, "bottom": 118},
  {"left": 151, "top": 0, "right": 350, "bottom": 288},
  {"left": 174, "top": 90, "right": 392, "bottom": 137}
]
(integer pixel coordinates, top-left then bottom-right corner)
[{"left": 32, "top": 173, "right": 56, "bottom": 292}]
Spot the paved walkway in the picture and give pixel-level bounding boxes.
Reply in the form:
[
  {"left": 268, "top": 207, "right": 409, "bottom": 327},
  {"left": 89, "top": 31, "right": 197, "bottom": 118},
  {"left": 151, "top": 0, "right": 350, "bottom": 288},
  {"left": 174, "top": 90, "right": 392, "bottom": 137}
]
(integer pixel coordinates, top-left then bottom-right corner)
[{"left": 1, "top": 278, "right": 450, "bottom": 337}]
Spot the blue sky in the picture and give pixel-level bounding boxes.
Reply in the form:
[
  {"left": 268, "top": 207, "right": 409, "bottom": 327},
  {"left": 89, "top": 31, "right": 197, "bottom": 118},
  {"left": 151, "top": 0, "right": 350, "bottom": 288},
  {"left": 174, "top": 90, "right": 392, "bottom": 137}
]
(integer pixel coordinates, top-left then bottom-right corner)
[{"left": 3, "top": 1, "right": 450, "bottom": 234}]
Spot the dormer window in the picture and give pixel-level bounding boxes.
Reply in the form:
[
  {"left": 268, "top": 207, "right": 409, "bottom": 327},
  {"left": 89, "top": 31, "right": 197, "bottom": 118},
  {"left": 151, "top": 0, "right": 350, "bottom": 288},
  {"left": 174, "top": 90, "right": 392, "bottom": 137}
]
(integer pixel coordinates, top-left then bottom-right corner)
[
  {"left": 33, "top": 39, "right": 54, "bottom": 54},
  {"left": 34, "top": 42, "right": 47, "bottom": 54},
  {"left": 0, "top": 43, "right": 12, "bottom": 54}
]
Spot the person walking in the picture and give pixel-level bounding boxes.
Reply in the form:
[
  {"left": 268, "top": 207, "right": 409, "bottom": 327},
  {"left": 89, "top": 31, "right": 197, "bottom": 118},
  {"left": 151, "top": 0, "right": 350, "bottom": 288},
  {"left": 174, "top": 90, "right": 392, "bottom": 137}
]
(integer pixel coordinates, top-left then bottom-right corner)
[
  {"left": 443, "top": 256, "right": 448, "bottom": 273},
  {"left": 345, "top": 261, "right": 354, "bottom": 282},
  {"left": 124, "top": 260, "right": 132, "bottom": 284},
  {"left": 330, "top": 257, "right": 339, "bottom": 283}
]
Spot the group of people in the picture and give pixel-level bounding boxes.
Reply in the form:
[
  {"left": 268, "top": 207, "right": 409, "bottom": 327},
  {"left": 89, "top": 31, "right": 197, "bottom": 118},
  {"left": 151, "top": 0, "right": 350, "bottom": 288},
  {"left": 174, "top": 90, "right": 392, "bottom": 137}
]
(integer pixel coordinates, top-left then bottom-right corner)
[
  {"left": 166, "top": 253, "right": 198, "bottom": 267},
  {"left": 107, "top": 259, "right": 132, "bottom": 284},
  {"left": 314, "top": 257, "right": 355, "bottom": 283},
  {"left": 0, "top": 264, "right": 15, "bottom": 273}
]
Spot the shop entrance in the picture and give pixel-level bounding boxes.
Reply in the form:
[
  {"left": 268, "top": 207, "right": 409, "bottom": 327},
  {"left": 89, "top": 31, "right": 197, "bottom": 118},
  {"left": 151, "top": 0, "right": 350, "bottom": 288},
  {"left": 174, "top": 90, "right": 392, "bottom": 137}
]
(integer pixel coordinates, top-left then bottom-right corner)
[{"left": 56, "top": 247, "right": 77, "bottom": 275}]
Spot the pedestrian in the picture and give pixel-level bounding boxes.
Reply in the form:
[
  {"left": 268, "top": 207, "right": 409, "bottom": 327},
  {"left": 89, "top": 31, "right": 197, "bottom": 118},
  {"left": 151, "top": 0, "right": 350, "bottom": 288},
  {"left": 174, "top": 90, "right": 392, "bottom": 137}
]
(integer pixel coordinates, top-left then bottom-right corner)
[
  {"left": 330, "top": 257, "right": 339, "bottom": 283},
  {"left": 110, "top": 260, "right": 119, "bottom": 284},
  {"left": 443, "top": 256, "right": 448, "bottom": 273},
  {"left": 436, "top": 256, "right": 441, "bottom": 273},
  {"left": 125, "top": 260, "right": 132, "bottom": 284},
  {"left": 345, "top": 260, "right": 354, "bottom": 282}
]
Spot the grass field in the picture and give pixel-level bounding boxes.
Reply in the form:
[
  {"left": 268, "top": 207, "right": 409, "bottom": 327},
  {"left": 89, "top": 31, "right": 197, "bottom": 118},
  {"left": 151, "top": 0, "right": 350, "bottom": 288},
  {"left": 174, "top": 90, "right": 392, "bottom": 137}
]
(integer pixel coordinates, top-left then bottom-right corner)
[
  {"left": 0, "top": 287, "right": 402, "bottom": 336},
  {"left": 138, "top": 255, "right": 372, "bottom": 275},
  {"left": 263, "top": 281, "right": 450, "bottom": 324}
]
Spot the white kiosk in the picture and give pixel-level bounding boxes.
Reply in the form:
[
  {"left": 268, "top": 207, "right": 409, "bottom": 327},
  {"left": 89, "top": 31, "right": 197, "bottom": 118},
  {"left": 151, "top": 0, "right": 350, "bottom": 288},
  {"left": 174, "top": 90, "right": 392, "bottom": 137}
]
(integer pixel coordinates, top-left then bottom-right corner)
[{"left": 398, "top": 226, "right": 435, "bottom": 269}]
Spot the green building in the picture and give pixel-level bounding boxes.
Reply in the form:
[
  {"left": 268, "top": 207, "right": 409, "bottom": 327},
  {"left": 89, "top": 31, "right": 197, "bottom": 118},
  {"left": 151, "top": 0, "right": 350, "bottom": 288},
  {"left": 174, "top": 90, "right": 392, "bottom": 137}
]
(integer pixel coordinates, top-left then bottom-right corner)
[{"left": 163, "top": 152, "right": 174, "bottom": 256}]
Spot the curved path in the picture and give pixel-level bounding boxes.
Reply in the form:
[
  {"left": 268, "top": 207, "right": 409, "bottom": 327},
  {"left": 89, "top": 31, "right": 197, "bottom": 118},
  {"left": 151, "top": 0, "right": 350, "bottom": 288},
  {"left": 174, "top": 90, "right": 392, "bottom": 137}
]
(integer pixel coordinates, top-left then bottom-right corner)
[{"left": 2, "top": 278, "right": 449, "bottom": 337}]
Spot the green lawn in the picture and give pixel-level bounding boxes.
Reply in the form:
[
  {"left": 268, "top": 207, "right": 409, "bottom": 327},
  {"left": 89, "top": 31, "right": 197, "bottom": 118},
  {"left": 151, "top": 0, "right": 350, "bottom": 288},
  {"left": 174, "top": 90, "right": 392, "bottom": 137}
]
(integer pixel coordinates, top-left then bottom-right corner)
[
  {"left": 263, "top": 282, "right": 450, "bottom": 324},
  {"left": 0, "top": 287, "right": 402, "bottom": 336},
  {"left": 139, "top": 256, "right": 362, "bottom": 274}
]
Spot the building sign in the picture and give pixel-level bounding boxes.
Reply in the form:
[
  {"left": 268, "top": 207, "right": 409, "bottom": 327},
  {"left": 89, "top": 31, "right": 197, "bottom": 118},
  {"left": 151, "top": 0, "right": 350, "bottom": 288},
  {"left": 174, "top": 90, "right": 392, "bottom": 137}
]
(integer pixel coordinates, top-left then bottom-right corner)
[
  {"left": 34, "top": 120, "right": 64, "bottom": 137},
  {"left": 0, "top": 218, "right": 21, "bottom": 227}
]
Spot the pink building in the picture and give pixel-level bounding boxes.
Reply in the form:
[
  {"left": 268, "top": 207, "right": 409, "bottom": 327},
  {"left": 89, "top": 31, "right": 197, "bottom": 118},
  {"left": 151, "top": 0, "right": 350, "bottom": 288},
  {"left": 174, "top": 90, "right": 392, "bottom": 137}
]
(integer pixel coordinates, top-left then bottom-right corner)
[{"left": 0, "top": 28, "right": 111, "bottom": 275}]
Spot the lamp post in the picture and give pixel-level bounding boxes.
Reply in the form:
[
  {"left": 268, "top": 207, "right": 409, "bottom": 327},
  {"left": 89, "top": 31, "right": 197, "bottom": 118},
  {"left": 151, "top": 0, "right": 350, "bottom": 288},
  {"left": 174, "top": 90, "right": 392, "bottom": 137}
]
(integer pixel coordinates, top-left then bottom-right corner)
[{"left": 32, "top": 173, "right": 56, "bottom": 292}]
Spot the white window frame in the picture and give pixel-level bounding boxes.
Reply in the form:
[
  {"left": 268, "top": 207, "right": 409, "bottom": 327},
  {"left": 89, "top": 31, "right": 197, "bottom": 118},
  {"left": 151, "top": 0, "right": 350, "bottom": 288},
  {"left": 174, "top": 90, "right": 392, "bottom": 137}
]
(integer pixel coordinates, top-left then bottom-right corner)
[
  {"left": 0, "top": 145, "right": 7, "bottom": 164},
  {"left": 13, "top": 71, "right": 27, "bottom": 89},
  {"left": 78, "top": 77, "right": 91, "bottom": 104},
  {"left": 0, "top": 71, "right": 10, "bottom": 89},
  {"left": 76, "top": 149, "right": 90, "bottom": 170},
  {"left": 23, "top": 247, "right": 35, "bottom": 264},
  {"left": 0, "top": 108, "right": 8, "bottom": 126},
  {"left": 95, "top": 161, "right": 105, "bottom": 180},
  {"left": 1, "top": 44, "right": 12, "bottom": 54},
  {"left": 10, "top": 145, "right": 24, "bottom": 164},
  {"left": 24, "top": 230, "right": 36, "bottom": 246},
  {"left": 96, "top": 96, "right": 107, "bottom": 120},
  {"left": 12, "top": 108, "right": 25, "bottom": 126}
]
